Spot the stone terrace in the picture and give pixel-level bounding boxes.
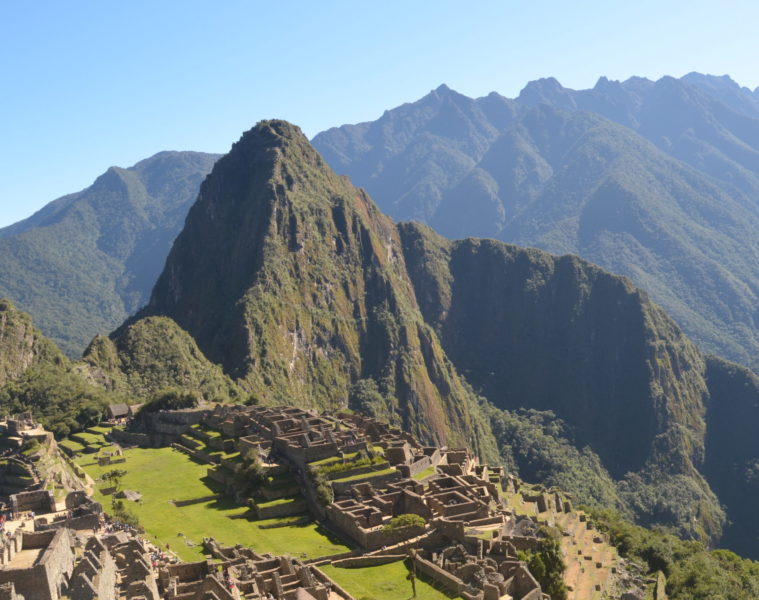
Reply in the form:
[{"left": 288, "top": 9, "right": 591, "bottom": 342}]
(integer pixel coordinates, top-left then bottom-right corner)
[{"left": 163, "top": 537, "right": 342, "bottom": 600}]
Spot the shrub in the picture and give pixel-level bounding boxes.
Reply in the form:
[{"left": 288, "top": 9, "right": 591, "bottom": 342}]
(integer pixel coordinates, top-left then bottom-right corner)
[
  {"left": 140, "top": 388, "right": 201, "bottom": 413},
  {"left": 382, "top": 513, "right": 426, "bottom": 533},
  {"left": 307, "top": 466, "right": 334, "bottom": 506}
]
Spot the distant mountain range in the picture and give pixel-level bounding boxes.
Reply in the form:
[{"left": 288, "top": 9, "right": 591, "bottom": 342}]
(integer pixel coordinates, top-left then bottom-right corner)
[
  {"left": 3, "top": 72, "right": 759, "bottom": 375},
  {"left": 313, "top": 73, "right": 759, "bottom": 371},
  {"left": 0, "top": 151, "right": 219, "bottom": 356}
]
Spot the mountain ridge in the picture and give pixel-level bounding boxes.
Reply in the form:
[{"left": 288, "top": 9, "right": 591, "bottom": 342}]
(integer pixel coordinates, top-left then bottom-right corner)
[
  {"left": 0, "top": 150, "right": 220, "bottom": 356},
  {"left": 312, "top": 73, "right": 759, "bottom": 371}
]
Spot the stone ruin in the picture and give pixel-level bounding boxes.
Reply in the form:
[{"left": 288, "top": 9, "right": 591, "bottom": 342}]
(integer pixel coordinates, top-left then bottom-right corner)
[
  {"left": 413, "top": 539, "right": 544, "bottom": 600},
  {"left": 160, "top": 538, "right": 333, "bottom": 600},
  {"left": 100, "top": 404, "right": 562, "bottom": 598},
  {"left": 0, "top": 529, "right": 75, "bottom": 600}
]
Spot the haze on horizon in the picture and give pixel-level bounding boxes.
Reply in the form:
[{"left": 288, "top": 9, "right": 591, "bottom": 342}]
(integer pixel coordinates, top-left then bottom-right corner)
[{"left": 2, "top": 0, "right": 758, "bottom": 228}]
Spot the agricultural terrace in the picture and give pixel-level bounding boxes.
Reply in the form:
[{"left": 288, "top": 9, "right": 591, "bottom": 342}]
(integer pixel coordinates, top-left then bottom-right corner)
[
  {"left": 320, "top": 560, "right": 460, "bottom": 600},
  {"left": 75, "top": 433, "right": 350, "bottom": 562}
]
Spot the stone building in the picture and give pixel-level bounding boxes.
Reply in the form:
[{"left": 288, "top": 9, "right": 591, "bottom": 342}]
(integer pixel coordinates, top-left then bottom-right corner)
[
  {"left": 0, "top": 529, "right": 75, "bottom": 600},
  {"left": 163, "top": 539, "right": 335, "bottom": 600},
  {"left": 68, "top": 537, "right": 116, "bottom": 600}
]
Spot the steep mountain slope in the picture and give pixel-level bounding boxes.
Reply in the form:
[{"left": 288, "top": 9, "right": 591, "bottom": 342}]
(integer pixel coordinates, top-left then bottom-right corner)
[
  {"left": 0, "top": 299, "right": 66, "bottom": 388},
  {"left": 399, "top": 223, "right": 723, "bottom": 538},
  {"left": 0, "top": 299, "right": 124, "bottom": 437},
  {"left": 703, "top": 356, "right": 759, "bottom": 558},
  {"left": 0, "top": 151, "right": 219, "bottom": 357},
  {"left": 104, "top": 120, "right": 497, "bottom": 457},
  {"left": 312, "top": 75, "right": 759, "bottom": 370}
]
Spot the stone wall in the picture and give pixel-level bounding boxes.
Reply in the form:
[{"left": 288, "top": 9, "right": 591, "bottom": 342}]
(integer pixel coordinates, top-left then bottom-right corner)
[
  {"left": 331, "top": 554, "right": 405, "bottom": 568},
  {"left": 108, "top": 429, "right": 151, "bottom": 448},
  {"left": 412, "top": 553, "right": 465, "bottom": 594},
  {"left": 254, "top": 498, "right": 308, "bottom": 520},
  {"left": 331, "top": 470, "right": 401, "bottom": 496},
  {"left": 0, "top": 583, "right": 22, "bottom": 600},
  {"left": 172, "top": 494, "right": 222, "bottom": 508},
  {"left": 36, "top": 513, "right": 99, "bottom": 532},
  {"left": 309, "top": 565, "right": 356, "bottom": 600},
  {"left": 0, "top": 529, "right": 75, "bottom": 600},
  {"left": 69, "top": 537, "right": 116, "bottom": 600},
  {"left": 10, "top": 489, "right": 55, "bottom": 515},
  {"left": 324, "top": 463, "right": 391, "bottom": 482}
]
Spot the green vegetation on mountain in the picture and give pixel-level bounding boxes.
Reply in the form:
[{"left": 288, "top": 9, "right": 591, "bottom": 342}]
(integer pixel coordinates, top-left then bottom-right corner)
[
  {"left": 0, "top": 361, "right": 115, "bottom": 438},
  {"left": 0, "top": 298, "right": 66, "bottom": 388},
  {"left": 80, "top": 316, "right": 240, "bottom": 401},
  {"left": 312, "top": 75, "right": 759, "bottom": 372},
  {"left": 0, "top": 151, "right": 219, "bottom": 357},
  {"left": 398, "top": 222, "right": 723, "bottom": 541},
  {"left": 702, "top": 356, "right": 759, "bottom": 559},
  {"left": 590, "top": 508, "right": 759, "bottom": 600},
  {"left": 0, "top": 298, "right": 127, "bottom": 437},
  {"left": 486, "top": 405, "right": 623, "bottom": 512}
]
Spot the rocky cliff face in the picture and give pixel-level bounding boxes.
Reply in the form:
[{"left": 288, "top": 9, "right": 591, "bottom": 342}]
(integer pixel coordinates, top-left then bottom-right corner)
[
  {"left": 703, "top": 356, "right": 759, "bottom": 557},
  {"left": 399, "top": 223, "right": 708, "bottom": 478},
  {"left": 398, "top": 223, "right": 723, "bottom": 539},
  {"left": 0, "top": 299, "right": 66, "bottom": 388}
]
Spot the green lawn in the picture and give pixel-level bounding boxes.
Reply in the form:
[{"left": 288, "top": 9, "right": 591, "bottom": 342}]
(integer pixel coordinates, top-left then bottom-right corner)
[
  {"left": 412, "top": 466, "right": 437, "bottom": 480},
  {"left": 331, "top": 467, "right": 396, "bottom": 484},
  {"left": 59, "top": 439, "right": 85, "bottom": 453},
  {"left": 87, "top": 425, "right": 113, "bottom": 434},
  {"left": 256, "top": 496, "right": 303, "bottom": 509},
  {"left": 77, "top": 445, "right": 350, "bottom": 561},
  {"left": 321, "top": 561, "right": 460, "bottom": 600},
  {"left": 308, "top": 451, "right": 359, "bottom": 467},
  {"left": 72, "top": 431, "right": 108, "bottom": 444}
]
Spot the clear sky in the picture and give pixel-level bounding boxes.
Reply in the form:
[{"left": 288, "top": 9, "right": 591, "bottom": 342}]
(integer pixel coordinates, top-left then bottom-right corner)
[{"left": 2, "top": 0, "right": 758, "bottom": 228}]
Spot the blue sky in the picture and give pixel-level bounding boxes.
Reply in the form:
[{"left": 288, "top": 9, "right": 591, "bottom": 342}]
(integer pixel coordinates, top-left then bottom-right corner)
[{"left": 2, "top": 0, "right": 758, "bottom": 228}]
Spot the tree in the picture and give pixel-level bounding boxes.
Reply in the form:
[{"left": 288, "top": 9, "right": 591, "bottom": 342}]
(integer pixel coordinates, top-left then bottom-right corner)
[
  {"left": 348, "top": 379, "right": 386, "bottom": 417},
  {"left": 102, "top": 468, "right": 127, "bottom": 493},
  {"left": 140, "top": 388, "right": 201, "bottom": 413},
  {"left": 232, "top": 454, "right": 267, "bottom": 497},
  {"left": 518, "top": 526, "right": 568, "bottom": 600}
]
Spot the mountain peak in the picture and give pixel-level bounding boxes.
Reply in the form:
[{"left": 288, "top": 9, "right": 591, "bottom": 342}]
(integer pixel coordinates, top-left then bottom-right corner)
[
  {"left": 233, "top": 119, "right": 311, "bottom": 154},
  {"left": 516, "top": 77, "right": 576, "bottom": 110}
]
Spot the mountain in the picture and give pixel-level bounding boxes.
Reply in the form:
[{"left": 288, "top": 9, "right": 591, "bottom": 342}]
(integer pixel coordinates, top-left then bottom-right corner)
[
  {"left": 92, "top": 120, "right": 498, "bottom": 459},
  {"left": 0, "top": 151, "right": 220, "bottom": 357},
  {"left": 312, "top": 75, "right": 759, "bottom": 371},
  {"left": 0, "top": 299, "right": 66, "bottom": 388},
  {"left": 0, "top": 299, "right": 122, "bottom": 438},
  {"left": 80, "top": 120, "right": 759, "bottom": 556}
]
